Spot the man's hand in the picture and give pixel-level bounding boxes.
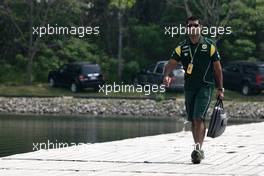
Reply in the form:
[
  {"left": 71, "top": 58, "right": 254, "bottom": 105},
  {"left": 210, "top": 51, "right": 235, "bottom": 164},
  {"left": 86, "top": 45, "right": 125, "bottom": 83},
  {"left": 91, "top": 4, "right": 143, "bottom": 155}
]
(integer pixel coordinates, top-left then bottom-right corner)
[
  {"left": 163, "top": 59, "right": 177, "bottom": 87},
  {"left": 216, "top": 90, "right": 224, "bottom": 100},
  {"left": 163, "top": 76, "right": 172, "bottom": 87}
]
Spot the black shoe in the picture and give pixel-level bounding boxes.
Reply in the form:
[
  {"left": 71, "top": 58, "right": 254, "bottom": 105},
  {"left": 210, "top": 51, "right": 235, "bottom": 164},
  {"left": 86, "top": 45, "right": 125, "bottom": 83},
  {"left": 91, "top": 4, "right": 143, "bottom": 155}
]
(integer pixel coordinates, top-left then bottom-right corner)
[{"left": 191, "top": 149, "right": 204, "bottom": 164}]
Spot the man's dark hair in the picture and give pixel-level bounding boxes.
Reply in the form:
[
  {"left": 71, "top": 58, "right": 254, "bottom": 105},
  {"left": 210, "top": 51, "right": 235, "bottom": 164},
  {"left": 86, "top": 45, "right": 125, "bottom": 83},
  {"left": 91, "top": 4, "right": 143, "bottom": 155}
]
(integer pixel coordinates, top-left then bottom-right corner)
[{"left": 186, "top": 16, "right": 201, "bottom": 25}]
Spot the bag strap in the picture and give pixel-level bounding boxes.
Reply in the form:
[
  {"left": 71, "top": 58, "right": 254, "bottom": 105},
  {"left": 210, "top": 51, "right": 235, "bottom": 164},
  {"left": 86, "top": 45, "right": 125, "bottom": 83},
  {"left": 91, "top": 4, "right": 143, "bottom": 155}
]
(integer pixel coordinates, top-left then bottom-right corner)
[{"left": 215, "top": 98, "right": 224, "bottom": 109}]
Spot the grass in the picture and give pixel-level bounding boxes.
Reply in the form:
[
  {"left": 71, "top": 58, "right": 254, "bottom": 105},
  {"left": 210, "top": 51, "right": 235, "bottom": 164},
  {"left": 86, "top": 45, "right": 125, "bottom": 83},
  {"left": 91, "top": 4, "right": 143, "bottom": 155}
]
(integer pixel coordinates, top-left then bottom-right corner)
[
  {"left": 0, "top": 83, "right": 263, "bottom": 102},
  {"left": 218, "top": 89, "right": 264, "bottom": 102},
  {"left": 0, "top": 84, "right": 155, "bottom": 98}
]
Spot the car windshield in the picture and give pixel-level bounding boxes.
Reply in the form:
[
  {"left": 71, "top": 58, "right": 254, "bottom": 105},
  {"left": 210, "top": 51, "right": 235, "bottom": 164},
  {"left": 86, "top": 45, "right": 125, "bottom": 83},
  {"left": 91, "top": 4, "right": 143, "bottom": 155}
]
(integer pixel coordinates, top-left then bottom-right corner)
[{"left": 82, "top": 65, "right": 101, "bottom": 74}]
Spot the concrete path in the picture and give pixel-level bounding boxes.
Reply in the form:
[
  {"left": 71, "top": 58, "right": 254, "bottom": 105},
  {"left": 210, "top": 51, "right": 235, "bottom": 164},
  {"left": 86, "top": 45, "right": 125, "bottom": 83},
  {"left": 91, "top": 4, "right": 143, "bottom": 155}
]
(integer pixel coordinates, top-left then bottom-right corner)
[{"left": 0, "top": 122, "right": 264, "bottom": 176}]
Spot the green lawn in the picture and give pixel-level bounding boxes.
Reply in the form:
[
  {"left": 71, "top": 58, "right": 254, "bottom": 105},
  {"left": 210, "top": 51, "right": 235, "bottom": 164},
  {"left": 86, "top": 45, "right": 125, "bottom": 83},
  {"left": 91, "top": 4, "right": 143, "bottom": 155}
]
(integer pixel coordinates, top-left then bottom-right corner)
[
  {"left": 0, "top": 83, "right": 263, "bottom": 101},
  {"left": 0, "top": 84, "right": 154, "bottom": 98}
]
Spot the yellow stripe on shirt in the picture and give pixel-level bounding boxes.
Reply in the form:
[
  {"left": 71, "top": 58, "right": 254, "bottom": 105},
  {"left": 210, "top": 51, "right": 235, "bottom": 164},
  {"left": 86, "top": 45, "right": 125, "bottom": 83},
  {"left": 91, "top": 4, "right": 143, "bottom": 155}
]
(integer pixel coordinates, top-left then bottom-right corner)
[
  {"left": 210, "top": 44, "right": 216, "bottom": 57},
  {"left": 175, "top": 46, "right": 181, "bottom": 56}
]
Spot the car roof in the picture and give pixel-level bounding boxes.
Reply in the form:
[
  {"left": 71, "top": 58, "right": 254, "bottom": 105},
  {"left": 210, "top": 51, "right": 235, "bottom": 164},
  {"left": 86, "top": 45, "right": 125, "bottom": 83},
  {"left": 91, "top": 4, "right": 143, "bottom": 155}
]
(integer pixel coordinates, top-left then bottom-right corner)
[
  {"left": 227, "top": 60, "right": 264, "bottom": 67},
  {"left": 156, "top": 60, "right": 183, "bottom": 66},
  {"left": 156, "top": 61, "right": 168, "bottom": 64}
]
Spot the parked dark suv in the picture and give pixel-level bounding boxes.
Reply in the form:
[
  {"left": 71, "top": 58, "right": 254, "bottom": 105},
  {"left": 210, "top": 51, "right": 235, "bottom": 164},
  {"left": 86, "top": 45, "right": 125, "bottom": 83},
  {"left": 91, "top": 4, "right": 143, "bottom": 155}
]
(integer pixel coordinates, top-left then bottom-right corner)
[
  {"left": 223, "top": 61, "right": 264, "bottom": 95},
  {"left": 48, "top": 62, "right": 105, "bottom": 93}
]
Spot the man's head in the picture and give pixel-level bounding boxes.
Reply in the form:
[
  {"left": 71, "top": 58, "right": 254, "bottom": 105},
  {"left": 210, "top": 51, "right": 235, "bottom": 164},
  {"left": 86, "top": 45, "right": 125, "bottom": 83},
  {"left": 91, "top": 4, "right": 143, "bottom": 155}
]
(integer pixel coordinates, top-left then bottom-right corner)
[{"left": 186, "top": 16, "right": 202, "bottom": 36}]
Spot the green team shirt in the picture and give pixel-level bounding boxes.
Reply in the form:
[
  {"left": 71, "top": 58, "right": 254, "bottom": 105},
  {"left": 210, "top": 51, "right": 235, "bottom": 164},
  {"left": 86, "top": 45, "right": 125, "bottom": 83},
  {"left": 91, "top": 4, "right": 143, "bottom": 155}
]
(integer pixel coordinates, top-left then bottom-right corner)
[{"left": 171, "top": 36, "right": 221, "bottom": 91}]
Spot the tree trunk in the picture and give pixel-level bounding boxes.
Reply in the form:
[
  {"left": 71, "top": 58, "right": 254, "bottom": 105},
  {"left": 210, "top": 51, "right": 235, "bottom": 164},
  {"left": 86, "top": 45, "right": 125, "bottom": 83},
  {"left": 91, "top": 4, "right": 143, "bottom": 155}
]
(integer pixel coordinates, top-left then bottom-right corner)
[
  {"left": 117, "top": 10, "right": 123, "bottom": 81},
  {"left": 26, "top": 49, "right": 34, "bottom": 85},
  {"left": 26, "top": 0, "right": 33, "bottom": 85},
  {"left": 184, "top": 0, "right": 192, "bottom": 17}
]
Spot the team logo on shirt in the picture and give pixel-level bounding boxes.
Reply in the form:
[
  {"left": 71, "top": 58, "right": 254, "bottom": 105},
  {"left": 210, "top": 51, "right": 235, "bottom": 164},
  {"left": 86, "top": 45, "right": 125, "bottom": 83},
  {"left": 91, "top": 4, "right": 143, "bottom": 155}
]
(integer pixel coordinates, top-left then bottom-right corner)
[{"left": 202, "top": 44, "right": 207, "bottom": 49}]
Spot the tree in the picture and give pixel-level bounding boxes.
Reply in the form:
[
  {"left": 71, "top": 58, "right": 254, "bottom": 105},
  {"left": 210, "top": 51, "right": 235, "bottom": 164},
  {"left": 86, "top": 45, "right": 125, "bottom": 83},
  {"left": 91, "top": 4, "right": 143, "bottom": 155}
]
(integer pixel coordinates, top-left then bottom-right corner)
[
  {"left": 165, "top": 0, "right": 264, "bottom": 61},
  {"left": 1, "top": 0, "right": 83, "bottom": 85},
  {"left": 220, "top": 0, "right": 263, "bottom": 60},
  {"left": 109, "top": 0, "right": 136, "bottom": 81}
]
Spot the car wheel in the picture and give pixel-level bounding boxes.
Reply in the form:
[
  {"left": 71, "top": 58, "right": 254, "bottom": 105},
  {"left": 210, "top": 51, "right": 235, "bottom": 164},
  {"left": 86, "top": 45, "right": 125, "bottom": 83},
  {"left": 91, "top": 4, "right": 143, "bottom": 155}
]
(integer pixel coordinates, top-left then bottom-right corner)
[
  {"left": 94, "top": 84, "right": 104, "bottom": 92},
  {"left": 94, "top": 86, "right": 100, "bottom": 92},
  {"left": 241, "top": 83, "right": 251, "bottom": 96},
  {"left": 70, "top": 83, "right": 79, "bottom": 93},
  {"left": 49, "top": 78, "right": 56, "bottom": 87}
]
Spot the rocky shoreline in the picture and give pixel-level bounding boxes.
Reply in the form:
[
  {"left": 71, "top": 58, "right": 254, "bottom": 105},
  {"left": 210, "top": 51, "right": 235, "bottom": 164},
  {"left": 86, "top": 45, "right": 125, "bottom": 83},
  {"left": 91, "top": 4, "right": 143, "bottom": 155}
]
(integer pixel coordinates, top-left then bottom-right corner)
[{"left": 0, "top": 97, "right": 263, "bottom": 119}]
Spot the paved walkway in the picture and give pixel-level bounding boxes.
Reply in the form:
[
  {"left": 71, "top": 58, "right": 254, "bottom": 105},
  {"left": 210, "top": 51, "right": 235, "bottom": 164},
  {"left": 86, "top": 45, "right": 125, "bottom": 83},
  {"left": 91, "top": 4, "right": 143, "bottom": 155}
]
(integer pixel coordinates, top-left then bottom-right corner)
[{"left": 0, "top": 122, "right": 264, "bottom": 176}]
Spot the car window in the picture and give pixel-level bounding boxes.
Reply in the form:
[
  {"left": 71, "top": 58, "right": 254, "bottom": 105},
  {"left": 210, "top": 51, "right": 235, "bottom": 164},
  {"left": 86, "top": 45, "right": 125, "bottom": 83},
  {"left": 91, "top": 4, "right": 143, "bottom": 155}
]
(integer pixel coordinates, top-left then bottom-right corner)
[
  {"left": 155, "top": 63, "right": 164, "bottom": 74},
  {"left": 243, "top": 66, "right": 256, "bottom": 74},
  {"left": 82, "top": 65, "right": 101, "bottom": 74},
  {"left": 146, "top": 64, "right": 156, "bottom": 73}
]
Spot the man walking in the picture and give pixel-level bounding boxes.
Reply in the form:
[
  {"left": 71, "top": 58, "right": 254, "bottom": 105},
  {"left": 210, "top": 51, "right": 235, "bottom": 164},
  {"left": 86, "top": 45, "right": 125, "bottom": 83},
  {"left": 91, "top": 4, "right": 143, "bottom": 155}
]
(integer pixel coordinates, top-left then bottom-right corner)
[{"left": 164, "top": 16, "right": 224, "bottom": 164}]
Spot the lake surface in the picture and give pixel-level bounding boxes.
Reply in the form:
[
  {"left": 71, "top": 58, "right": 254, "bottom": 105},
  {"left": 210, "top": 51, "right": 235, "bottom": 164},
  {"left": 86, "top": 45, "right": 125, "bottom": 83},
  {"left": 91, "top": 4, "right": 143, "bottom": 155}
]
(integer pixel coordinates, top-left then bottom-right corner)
[{"left": 0, "top": 115, "right": 260, "bottom": 157}]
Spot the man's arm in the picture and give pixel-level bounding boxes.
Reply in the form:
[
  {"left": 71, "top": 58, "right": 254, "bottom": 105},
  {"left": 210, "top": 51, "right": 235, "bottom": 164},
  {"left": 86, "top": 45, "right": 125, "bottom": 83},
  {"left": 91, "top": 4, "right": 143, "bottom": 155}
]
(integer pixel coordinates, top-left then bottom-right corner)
[
  {"left": 164, "top": 45, "right": 181, "bottom": 86},
  {"left": 213, "top": 60, "right": 224, "bottom": 99},
  {"left": 163, "top": 59, "right": 177, "bottom": 87},
  {"left": 165, "top": 59, "right": 178, "bottom": 76}
]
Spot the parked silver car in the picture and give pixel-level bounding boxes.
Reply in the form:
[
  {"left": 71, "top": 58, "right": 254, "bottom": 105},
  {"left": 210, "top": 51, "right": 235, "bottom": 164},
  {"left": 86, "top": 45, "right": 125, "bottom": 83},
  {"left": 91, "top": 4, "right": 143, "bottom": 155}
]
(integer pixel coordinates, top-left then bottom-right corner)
[
  {"left": 134, "top": 61, "right": 185, "bottom": 91},
  {"left": 167, "top": 65, "right": 185, "bottom": 91}
]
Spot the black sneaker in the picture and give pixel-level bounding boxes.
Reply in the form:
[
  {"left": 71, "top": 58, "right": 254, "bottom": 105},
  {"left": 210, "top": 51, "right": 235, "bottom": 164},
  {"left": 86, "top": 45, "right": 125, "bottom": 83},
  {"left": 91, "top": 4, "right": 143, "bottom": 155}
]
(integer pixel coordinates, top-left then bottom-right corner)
[{"left": 191, "top": 149, "right": 204, "bottom": 164}]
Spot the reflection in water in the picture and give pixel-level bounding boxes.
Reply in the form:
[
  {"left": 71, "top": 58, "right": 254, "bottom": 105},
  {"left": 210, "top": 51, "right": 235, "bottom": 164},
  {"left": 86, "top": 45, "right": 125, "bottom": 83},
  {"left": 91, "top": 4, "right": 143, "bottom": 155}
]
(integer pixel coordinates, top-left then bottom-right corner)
[
  {"left": 0, "top": 115, "right": 190, "bottom": 157},
  {"left": 0, "top": 115, "right": 257, "bottom": 157}
]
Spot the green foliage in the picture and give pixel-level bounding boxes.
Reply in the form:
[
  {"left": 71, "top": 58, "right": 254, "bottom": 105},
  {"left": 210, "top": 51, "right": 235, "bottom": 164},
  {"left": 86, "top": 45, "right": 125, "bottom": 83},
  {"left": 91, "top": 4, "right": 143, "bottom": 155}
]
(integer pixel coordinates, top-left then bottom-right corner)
[
  {"left": 222, "top": 39, "right": 256, "bottom": 60},
  {"left": 15, "top": 54, "right": 28, "bottom": 68},
  {"left": 132, "top": 25, "right": 164, "bottom": 57},
  {"left": 123, "top": 61, "right": 140, "bottom": 82},
  {"left": 154, "top": 93, "right": 166, "bottom": 102},
  {"left": 33, "top": 45, "right": 60, "bottom": 82},
  {"left": 32, "top": 38, "right": 118, "bottom": 83},
  {"left": 54, "top": 38, "right": 100, "bottom": 63},
  {"left": 220, "top": 0, "right": 262, "bottom": 61},
  {"left": 126, "top": 24, "right": 172, "bottom": 68},
  {"left": 0, "top": 0, "right": 264, "bottom": 85},
  {"left": 0, "top": 64, "right": 26, "bottom": 84},
  {"left": 109, "top": 0, "right": 136, "bottom": 9},
  {"left": 100, "top": 56, "right": 119, "bottom": 83}
]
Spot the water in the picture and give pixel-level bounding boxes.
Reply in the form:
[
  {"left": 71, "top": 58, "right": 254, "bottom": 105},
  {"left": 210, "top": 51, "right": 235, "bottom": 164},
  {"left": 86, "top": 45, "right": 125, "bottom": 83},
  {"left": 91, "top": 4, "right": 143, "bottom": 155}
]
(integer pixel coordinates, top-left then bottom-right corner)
[{"left": 0, "top": 115, "right": 259, "bottom": 157}]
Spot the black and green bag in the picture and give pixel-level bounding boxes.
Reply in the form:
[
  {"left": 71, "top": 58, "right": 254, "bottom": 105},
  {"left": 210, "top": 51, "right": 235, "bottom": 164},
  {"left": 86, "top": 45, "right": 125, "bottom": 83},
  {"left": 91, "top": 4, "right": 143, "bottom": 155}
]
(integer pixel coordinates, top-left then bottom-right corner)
[{"left": 207, "top": 99, "right": 228, "bottom": 138}]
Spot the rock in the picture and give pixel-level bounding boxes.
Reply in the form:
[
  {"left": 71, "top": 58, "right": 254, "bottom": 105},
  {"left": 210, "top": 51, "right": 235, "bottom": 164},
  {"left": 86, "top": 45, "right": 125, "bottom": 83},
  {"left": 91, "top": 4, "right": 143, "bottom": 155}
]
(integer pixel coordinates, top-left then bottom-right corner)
[{"left": 0, "top": 97, "right": 263, "bottom": 119}]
